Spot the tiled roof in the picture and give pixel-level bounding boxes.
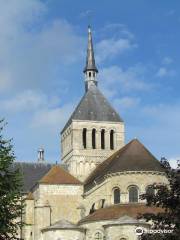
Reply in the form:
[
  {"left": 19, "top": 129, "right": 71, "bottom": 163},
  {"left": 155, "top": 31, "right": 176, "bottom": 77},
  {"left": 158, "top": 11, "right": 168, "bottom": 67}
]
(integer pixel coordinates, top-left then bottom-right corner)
[
  {"left": 79, "top": 203, "right": 163, "bottom": 223},
  {"left": 39, "top": 165, "right": 81, "bottom": 185},
  {"left": 85, "top": 139, "right": 165, "bottom": 190},
  {"left": 62, "top": 85, "right": 123, "bottom": 133}
]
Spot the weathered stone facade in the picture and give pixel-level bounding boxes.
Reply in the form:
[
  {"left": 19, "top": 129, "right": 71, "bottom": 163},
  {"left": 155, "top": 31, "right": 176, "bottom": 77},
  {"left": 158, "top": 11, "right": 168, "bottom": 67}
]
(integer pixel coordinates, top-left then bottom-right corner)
[
  {"left": 61, "top": 120, "right": 124, "bottom": 181},
  {"left": 19, "top": 26, "right": 169, "bottom": 240}
]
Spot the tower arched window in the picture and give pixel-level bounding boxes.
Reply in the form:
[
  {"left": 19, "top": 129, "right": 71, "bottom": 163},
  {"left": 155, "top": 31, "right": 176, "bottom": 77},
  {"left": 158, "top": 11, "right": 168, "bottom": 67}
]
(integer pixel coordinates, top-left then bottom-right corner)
[
  {"left": 113, "top": 188, "right": 120, "bottom": 204},
  {"left": 129, "top": 186, "right": 138, "bottom": 203},
  {"left": 101, "top": 129, "right": 105, "bottom": 149},
  {"left": 82, "top": 128, "right": 87, "bottom": 149},
  {"left": 110, "top": 130, "right": 114, "bottom": 150},
  {"left": 146, "top": 185, "right": 155, "bottom": 195},
  {"left": 89, "top": 72, "right": 91, "bottom": 77},
  {"left": 92, "top": 128, "right": 96, "bottom": 149}
]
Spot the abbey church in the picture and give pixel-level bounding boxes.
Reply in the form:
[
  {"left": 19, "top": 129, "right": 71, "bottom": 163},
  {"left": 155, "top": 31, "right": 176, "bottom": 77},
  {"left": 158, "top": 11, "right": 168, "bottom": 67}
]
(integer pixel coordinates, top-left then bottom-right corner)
[{"left": 16, "top": 27, "right": 168, "bottom": 240}]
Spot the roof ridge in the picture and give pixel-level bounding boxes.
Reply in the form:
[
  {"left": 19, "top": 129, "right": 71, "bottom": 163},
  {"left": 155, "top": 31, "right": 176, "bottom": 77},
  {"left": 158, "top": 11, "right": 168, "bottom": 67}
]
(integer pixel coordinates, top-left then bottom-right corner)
[
  {"left": 39, "top": 165, "right": 82, "bottom": 185},
  {"left": 84, "top": 139, "right": 134, "bottom": 184},
  {"left": 84, "top": 139, "right": 164, "bottom": 188}
]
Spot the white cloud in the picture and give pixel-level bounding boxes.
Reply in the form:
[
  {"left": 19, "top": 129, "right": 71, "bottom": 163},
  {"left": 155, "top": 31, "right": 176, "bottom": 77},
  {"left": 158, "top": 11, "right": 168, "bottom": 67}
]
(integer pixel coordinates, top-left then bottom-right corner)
[
  {"left": 95, "top": 23, "right": 136, "bottom": 63},
  {"left": 31, "top": 103, "right": 74, "bottom": 130},
  {"left": 99, "top": 65, "right": 150, "bottom": 98},
  {"left": 162, "top": 57, "right": 173, "bottom": 65},
  {"left": 169, "top": 157, "right": 179, "bottom": 169},
  {"left": 0, "top": 0, "right": 84, "bottom": 93},
  {"left": 156, "top": 67, "right": 175, "bottom": 78},
  {"left": 156, "top": 67, "right": 168, "bottom": 77},
  {"left": 113, "top": 97, "right": 140, "bottom": 110},
  {"left": 96, "top": 38, "right": 136, "bottom": 63},
  {"left": 1, "top": 90, "right": 59, "bottom": 112}
]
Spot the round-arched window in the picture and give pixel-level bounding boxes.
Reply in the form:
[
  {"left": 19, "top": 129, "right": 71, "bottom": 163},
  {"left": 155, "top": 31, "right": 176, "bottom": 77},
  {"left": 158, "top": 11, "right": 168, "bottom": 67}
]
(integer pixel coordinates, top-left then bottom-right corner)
[
  {"left": 92, "top": 128, "right": 96, "bottom": 149},
  {"left": 129, "top": 186, "right": 138, "bottom": 203},
  {"left": 94, "top": 231, "right": 103, "bottom": 240},
  {"left": 113, "top": 188, "right": 120, "bottom": 204},
  {"left": 110, "top": 130, "right": 114, "bottom": 150}
]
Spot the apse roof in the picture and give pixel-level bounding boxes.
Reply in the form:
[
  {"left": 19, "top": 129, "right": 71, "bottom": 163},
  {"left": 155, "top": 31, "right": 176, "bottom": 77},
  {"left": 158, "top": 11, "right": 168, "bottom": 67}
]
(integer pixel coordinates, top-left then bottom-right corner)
[
  {"left": 79, "top": 203, "right": 163, "bottom": 223},
  {"left": 85, "top": 139, "right": 165, "bottom": 189},
  {"left": 62, "top": 85, "right": 123, "bottom": 133}
]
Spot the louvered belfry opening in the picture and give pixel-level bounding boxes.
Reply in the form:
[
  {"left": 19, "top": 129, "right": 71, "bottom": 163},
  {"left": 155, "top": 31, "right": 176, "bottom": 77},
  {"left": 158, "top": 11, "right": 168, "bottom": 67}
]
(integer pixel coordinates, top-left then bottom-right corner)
[
  {"left": 101, "top": 129, "right": 105, "bottom": 149},
  {"left": 82, "top": 128, "right": 87, "bottom": 149},
  {"left": 92, "top": 128, "right": 96, "bottom": 149}
]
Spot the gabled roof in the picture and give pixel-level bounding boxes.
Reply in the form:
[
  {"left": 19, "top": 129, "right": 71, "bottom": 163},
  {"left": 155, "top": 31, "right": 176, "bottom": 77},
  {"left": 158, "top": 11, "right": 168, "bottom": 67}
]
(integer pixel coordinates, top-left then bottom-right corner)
[
  {"left": 85, "top": 139, "right": 165, "bottom": 189},
  {"left": 62, "top": 85, "right": 123, "bottom": 132},
  {"left": 79, "top": 204, "right": 163, "bottom": 223},
  {"left": 39, "top": 165, "right": 81, "bottom": 185}
]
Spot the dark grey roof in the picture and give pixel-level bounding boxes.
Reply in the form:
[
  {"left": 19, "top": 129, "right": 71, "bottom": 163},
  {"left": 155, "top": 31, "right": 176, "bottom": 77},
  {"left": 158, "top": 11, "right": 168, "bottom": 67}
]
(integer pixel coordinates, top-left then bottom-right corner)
[
  {"left": 12, "top": 162, "right": 53, "bottom": 193},
  {"left": 62, "top": 85, "right": 123, "bottom": 132},
  {"left": 85, "top": 139, "right": 165, "bottom": 191}
]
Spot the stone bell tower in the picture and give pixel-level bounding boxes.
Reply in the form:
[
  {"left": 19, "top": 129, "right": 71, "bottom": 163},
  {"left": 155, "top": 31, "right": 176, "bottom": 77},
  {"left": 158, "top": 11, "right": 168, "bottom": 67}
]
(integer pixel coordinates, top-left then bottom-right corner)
[{"left": 61, "top": 26, "right": 125, "bottom": 181}]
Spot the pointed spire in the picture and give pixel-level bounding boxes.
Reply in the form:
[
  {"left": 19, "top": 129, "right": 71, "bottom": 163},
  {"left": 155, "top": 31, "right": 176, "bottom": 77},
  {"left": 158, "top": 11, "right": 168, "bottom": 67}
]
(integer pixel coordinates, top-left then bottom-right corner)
[
  {"left": 84, "top": 26, "right": 98, "bottom": 73},
  {"left": 84, "top": 26, "right": 98, "bottom": 91}
]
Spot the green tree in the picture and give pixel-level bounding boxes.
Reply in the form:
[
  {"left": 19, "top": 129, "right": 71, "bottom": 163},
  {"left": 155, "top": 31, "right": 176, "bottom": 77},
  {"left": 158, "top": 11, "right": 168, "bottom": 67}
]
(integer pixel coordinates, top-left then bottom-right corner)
[
  {"left": 0, "top": 119, "right": 24, "bottom": 240},
  {"left": 140, "top": 158, "right": 180, "bottom": 240}
]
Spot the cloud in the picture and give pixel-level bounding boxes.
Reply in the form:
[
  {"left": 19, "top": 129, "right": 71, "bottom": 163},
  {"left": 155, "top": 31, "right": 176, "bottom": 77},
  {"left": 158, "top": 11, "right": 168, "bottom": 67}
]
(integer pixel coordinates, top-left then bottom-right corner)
[
  {"left": 156, "top": 67, "right": 168, "bottom": 77},
  {"left": 31, "top": 103, "right": 74, "bottom": 131},
  {"left": 113, "top": 97, "right": 140, "bottom": 110},
  {"left": 162, "top": 57, "right": 173, "bottom": 65},
  {"left": 96, "top": 38, "right": 136, "bottom": 63},
  {"left": 169, "top": 157, "right": 179, "bottom": 169},
  {"left": 0, "top": 90, "right": 59, "bottom": 113},
  {"left": 0, "top": 0, "right": 84, "bottom": 93},
  {"left": 99, "top": 65, "right": 151, "bottom": 98},
  {"left": 156, "top": 67, "right": 175, "bottom": 78},
  {"left": 95, "top": 23, "right": 137, "bottom": 63}
]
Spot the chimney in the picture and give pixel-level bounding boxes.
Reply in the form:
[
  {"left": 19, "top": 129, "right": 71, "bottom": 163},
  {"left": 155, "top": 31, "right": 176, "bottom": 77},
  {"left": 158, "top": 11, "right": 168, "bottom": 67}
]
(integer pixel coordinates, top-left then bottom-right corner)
[{"left": 38, "top": 147, "right": 45, "bottom": 163}]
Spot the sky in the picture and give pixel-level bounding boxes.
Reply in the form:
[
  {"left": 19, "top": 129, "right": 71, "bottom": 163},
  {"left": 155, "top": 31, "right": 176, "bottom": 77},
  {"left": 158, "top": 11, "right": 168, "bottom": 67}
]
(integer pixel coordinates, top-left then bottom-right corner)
[{"left": 0, "top": 0, "right": 180, "bottom": 167}]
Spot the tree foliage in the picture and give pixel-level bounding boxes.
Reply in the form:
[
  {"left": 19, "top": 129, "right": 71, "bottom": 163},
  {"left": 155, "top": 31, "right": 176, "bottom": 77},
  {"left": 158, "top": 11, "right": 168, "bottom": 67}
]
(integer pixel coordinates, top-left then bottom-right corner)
[
  {"left": 140, "top": 158, "right": 180, "bottom": 240},
  {"left": 0, "top": 119, "right": 24, "bottom": 240}
]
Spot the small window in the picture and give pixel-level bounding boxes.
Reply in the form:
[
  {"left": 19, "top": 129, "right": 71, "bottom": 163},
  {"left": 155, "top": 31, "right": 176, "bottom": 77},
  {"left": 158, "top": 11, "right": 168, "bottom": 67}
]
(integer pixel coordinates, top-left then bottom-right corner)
[
  {"left": 101, "top": 129, "right": 105, "bottom": 149},
  {"left": 110, "top": 130, "right": 114, "bottom": 150},
  {"left": 94, "top": 232, "right": 103, "bottom": 240},
  {"left": 89, "top": 72, "right": 91, "bottom": 77},
  {"left": 82, "top": 128, "right": 87, "bottom": 149},
  {"left": 113, "top": 188, "right": 120, "bottom": 204},
  {"left": 129, "top": 186, "right": 138, "bottom": 203},
  {"left": 146, "top": 185, "right": 155, "bottom": 195},
  {"left": 92, "top": 128, "right": 96, "bottom": 149}
]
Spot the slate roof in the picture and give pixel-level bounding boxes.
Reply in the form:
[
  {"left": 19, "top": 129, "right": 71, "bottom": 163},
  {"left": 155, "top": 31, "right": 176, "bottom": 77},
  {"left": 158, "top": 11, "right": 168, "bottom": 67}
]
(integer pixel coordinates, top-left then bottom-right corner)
[
  {"left": 85, "top": 139, "right": 165, "bottom": 190},
  {"left": 12, "top": 162, "right": 53, "bottom": 193},
  {"left": 39, "top": 165, "right": 81, "bottom": 185},
  {"left": 62, "top": 85, "right": 123, "bottom": 132},
  {"left": 79, "top": 203, "right": 163, "bottom": 223}
]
